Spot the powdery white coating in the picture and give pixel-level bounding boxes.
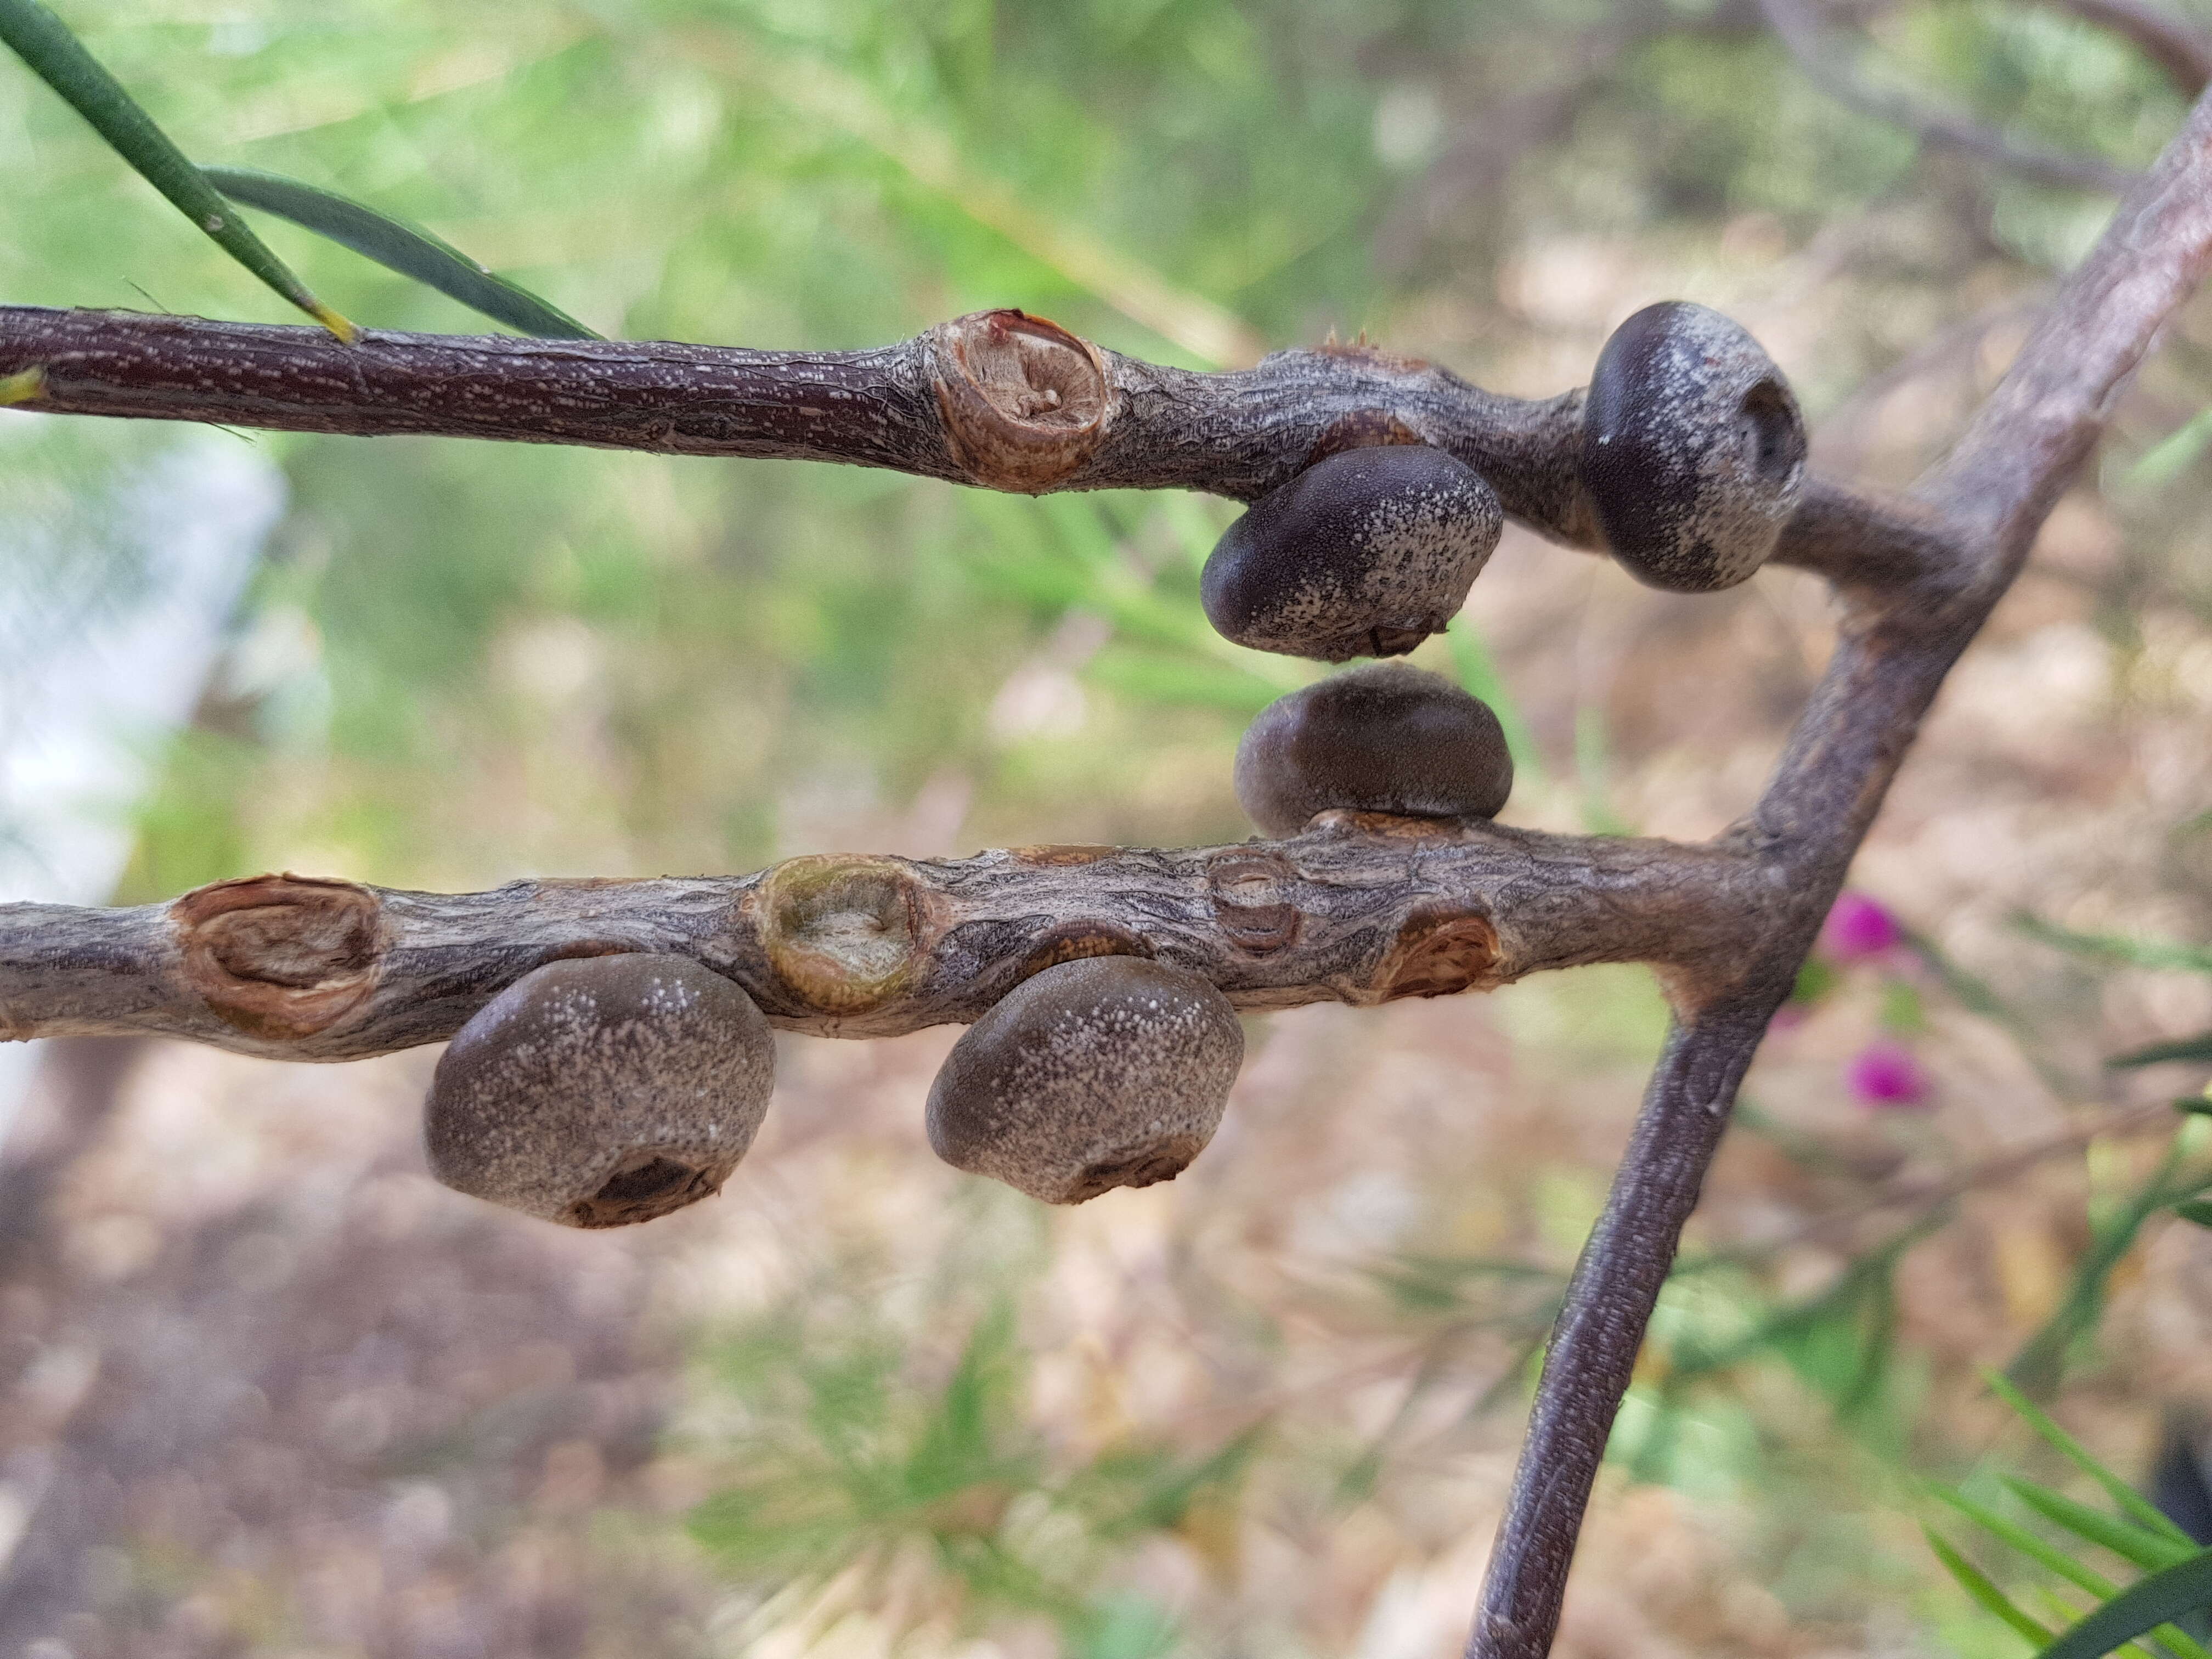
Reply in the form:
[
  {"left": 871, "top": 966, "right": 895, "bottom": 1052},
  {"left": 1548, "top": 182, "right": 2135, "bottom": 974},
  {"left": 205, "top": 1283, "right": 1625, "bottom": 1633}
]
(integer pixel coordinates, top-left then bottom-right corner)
[
  {"left": 1235, "top": 663, "right": 1513, "bottom": 837},
  {"left": 1201, "top": 445, "right": 1504, "bottom": 662},
  {"left": 1581, "top": 302, "right": 1807, "bottom": 593},
  {"left": 927, "top": 956, "right": 1245, "bottom": 1205},
  {"left": 424, "top": 952, "right": 775, "bottom": 1228}
]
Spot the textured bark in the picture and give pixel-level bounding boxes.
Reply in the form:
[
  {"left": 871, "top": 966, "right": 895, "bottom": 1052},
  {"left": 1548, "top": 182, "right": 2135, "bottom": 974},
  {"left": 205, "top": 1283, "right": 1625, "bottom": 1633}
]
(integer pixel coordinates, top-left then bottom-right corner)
[
  {"left": 0, "top": 302, "right": 1942, "bottom": 585},
  {"left": 0, "top": 822, "right": 1764, "bottom": 1055},
  {"left": 4, "top": 77, "right": 2212, "bottom": 1659}
]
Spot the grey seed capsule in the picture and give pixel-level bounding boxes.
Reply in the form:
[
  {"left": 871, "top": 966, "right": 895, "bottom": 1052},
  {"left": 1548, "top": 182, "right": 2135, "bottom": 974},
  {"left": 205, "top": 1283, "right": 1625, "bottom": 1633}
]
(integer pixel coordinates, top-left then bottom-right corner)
[
  {"left": 1581, "top": 301, "right": 1807, "bottom": 594},
  {"left": 1201, "top": 445, "right": 1504, "bottom": 662},
  {"left": 425, "top": 953, "right": 775, "bottom": 1229},
  {"left": 928, "top": 957, "right": 1244, "bottom": 1205},
  {"left": 1234, "top": 663, "right": 1512, "bottom": 838}
]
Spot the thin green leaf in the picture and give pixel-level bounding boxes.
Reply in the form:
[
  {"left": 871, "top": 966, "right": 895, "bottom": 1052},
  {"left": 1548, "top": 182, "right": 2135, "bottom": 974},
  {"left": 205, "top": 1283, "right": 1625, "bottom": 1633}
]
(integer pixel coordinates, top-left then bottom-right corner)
[
  {"left": 2006, "top": 1480, "right": 2197, "bottom": 1573},
  {"left": 1928, "top": 1525, "right": 2057, "bottom": 1647},
  {"left": 2015, "top": 913, "right": 2212, "bottom": 975},
  {"left": 2120, "top": 405, "right": 2212, "bottom": 493},
  {"left": 1989, "top": 1374, "right": 2198, "bottom": 1548},
  {"left": 1935, "top": 1487, "right": 2120, "bottom": 1601},
  {"left": 2177, "top": 1201, "right": 2212, "bottom": 1227},
  {"left": 2113, "top": 1034, "right": 2212, "bottom": 1069},
  {"left": 0, "top": 0, "right": 352, "bottom": 339},
  {"left": 2038, "top": 1550, "right": 2212, "bottom": 1659},
  {"left": 201, "top": 167, "right": 600, "bottom": 340}
]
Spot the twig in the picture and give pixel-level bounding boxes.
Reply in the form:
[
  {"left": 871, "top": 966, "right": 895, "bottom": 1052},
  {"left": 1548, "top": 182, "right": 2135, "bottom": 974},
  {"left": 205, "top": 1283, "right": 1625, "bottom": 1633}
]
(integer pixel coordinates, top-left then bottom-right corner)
[
  {"left": 2049, "top": 0, "right": 2212, "bottom": 97},
  {"left": 1760, "top": 0, "right": 2142, "bottom": 195}
]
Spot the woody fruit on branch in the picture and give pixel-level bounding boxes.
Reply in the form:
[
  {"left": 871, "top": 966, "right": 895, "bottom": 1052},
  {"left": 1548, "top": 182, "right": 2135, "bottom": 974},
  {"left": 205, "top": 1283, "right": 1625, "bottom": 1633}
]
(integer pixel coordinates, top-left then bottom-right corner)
[{"left": 4, "top": 2, "right": 2212, "bottom": 1654}]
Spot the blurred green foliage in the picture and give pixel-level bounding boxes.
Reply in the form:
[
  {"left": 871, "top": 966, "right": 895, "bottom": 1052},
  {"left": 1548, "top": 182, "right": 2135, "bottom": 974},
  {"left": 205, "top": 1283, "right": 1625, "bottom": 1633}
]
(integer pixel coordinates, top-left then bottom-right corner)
[
  {"left": 5, "top": 0, "right": 2192, "bottom": 896},
  {"left": 10, "top": 1, "right": 2212, "bottom": 1651}
]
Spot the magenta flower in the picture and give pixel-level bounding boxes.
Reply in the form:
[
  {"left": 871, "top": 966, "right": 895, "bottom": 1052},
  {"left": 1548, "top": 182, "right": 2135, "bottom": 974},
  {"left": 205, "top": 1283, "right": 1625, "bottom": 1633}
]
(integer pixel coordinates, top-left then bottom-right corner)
[
  {"left": 1847, "top": 1040, "right": 1931, "bottom": 1109},
  {"left": 1823, "top": 891, "right": 1902, "bottom": 962}
]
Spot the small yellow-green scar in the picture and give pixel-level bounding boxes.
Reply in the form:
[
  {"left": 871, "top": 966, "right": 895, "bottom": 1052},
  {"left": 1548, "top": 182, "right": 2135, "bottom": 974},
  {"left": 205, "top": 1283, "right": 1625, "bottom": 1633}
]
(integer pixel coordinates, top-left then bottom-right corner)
[
  {"left": 0, "top": 367, "right": 48, "bottom": 407},
  {"left": 311, "top": 303, "right": 361, "bottom": 345}
]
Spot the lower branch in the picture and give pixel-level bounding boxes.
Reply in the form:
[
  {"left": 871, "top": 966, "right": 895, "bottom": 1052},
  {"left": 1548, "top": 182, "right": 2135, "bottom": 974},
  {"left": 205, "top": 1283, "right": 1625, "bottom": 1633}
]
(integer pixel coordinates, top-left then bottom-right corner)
[
  {"left": 1469, "top": 996, "right": 1778, "bottom": 1659},
  {"left": 0, "top": 817, "right": 1763, "bottom": 1058}
]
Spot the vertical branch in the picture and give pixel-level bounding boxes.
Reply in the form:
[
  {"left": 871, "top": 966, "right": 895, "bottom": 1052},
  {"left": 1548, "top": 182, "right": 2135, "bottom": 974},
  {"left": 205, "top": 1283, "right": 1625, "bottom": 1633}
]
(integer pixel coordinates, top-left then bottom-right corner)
[
  {"left": 1467, "top": 83, "right": 2212, "bottom": 1659},
  {"left": 1470, "top": 998, "right": 1774, "bottom": 1659}
]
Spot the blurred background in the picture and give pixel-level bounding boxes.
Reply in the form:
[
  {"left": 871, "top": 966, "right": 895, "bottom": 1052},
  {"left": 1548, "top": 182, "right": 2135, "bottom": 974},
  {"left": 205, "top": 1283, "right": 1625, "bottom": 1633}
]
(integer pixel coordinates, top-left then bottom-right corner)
[{"left": 6, "top": 1, "right": 2212, "bottom": 1654}]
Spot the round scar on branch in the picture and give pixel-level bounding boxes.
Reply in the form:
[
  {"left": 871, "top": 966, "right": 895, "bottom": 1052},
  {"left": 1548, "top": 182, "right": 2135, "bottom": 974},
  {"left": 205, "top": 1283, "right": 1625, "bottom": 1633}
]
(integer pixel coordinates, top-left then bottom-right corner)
[{"left": 929, "top": 309, "right": 1113, "bottom": 492}]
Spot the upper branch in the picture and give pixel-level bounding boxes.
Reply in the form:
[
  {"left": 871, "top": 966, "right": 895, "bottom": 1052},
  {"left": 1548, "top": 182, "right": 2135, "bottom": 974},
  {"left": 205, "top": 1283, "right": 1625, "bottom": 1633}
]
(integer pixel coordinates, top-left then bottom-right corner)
[
  {"left": 0, "top": 818, "right": 1765, "bottom": 1060},
  {"left": 0, "top": 302, "right": 1945, "bottom": 591}
]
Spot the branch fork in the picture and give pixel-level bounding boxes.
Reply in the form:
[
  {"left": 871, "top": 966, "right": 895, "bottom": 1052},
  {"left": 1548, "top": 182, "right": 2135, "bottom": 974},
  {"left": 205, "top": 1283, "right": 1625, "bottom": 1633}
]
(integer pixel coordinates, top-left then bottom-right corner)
[{"left": 9, "top": 81, "right": 2212, "bottom": 1659}]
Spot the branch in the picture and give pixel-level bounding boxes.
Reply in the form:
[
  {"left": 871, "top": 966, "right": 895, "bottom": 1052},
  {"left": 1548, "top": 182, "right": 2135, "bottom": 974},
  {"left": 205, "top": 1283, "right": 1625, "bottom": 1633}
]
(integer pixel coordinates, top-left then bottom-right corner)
[
  {"left": 1760, "top": 0, "right": 2142, "bottom": 195},
  {"left": 0, "top": 302, "right": 1946, "bottom": 591},
  {"left": 0, "top": 822, "right": 1764, "bottom": 1056},
  {"left": 2049, "top": 0, "right": 2212, "bottom": 98},
  {"left": 1465, "top": 81, "right": 2212, "bottom": 1659},
  {"left": 7, "top": 82, "right": 2212, "bottom": 1659}
]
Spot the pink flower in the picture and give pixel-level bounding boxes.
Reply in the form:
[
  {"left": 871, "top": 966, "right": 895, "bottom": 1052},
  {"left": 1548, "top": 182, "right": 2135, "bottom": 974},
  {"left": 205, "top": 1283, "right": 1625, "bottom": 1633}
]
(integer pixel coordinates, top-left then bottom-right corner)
[
  {"left": 1848, "top": 1040, "right": 1931, "bottom": 1109},
  {"left": 1823, "top": 891, "right": 1902, "bottom": 962}
]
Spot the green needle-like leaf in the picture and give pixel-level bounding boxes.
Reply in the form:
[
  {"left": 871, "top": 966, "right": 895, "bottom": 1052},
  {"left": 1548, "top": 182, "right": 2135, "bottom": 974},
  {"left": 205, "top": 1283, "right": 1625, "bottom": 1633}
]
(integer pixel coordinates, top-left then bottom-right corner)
[
  {"left": 2005, "top": 1480, "right": 2197, "bottom": 1574},
  {"left": 201, "top": 168, "right": 601, "bottom": 340},
  {"left": 1988, "top": 1373, "right": 2200, "bottom": 1548},
  {"left": 1928, "top": 1526, "right": 2058, "bottom": 1647},
  {"left": 0, "top": 0, "right": 353, "bottom": 340},
  {"left": 2038, "top": 1550, "right": 2212, "bottom": 1659},
  {"left": 2112, "top": 1034, "right": 2212, "bottom": 1069}
]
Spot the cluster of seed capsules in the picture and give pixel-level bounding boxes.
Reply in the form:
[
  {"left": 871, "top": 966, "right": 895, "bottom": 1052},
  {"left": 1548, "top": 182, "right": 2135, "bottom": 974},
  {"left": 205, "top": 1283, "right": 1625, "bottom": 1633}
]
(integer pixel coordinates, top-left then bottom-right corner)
[{"left": 422, "top": 301, "right": 1809, "bottom": 1228}]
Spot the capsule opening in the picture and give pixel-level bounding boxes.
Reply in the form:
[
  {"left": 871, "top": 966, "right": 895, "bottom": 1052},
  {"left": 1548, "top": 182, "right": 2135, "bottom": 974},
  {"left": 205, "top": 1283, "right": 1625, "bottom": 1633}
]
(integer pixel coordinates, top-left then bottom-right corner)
[{"left": 1738, "top": 379, "right": 1805, "bottom": 484}]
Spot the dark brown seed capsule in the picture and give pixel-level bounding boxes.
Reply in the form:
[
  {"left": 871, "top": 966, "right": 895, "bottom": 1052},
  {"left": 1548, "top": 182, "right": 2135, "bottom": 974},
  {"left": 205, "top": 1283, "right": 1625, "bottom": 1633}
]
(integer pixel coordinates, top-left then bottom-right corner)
[
  {"left": 425, "top": 953, "right": 775, "bottom": 1229},
  {"left": 927, "top": 957, "right": 1244, "bottom": 1205},
  {"left": 1581, "top": 301, "right": 1807, "bottom": 593},
  {"left": 1201, "top": 444, "right": 1504, "bottom": 662},
  {"left": 1233, "top": 663, "right": 1512, "bottom": 837}
]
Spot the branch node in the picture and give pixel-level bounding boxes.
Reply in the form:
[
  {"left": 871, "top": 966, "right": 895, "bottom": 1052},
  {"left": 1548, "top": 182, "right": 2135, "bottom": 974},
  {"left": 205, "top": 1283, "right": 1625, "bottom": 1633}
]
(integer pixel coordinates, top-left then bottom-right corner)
[
  {"left": 930, "top": 309, "right": 1112, "bottom": 490},
  {"left": 753, "top": 854, "right": 932, "bottom": 1014},
  {"left": 1205, "top": 850, "right": 1303, "bottom": 955},
  {"left": 173, "top": 873, "right": 384, "bottom": 1040},
  {"left": 1376, "top": 905, "right": 1502, "bottom": 1001}
]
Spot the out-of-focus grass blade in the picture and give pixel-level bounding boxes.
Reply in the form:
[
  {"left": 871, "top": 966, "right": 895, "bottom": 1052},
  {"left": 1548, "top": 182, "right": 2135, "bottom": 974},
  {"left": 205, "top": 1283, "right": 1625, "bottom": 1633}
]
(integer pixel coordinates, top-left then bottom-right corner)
[
  {"left": 2113, "top": 1034, "right": 2212, "bottom": 1069},
  {"left": 2121, "top": 405, "right": 2212, "bottom": 493},
  {"left": 1988, "top": 1373, "right": 2199, "bottom": 1548},
  {"left": 2006, "top": 1480, "right": 2197, "bottom": 1573},
  {"left": 0, "top": 0, "right": 354, "bottom": 341},
  {"left": 2038, "top": 1550, "right": 2212, "bottom": 1659},
  {"left": 202, "top": 167, "right": 601, "bottom": 340},
  {"left": 1928, "top": 1526, "right": 2058, "bottom": 1646},
  {"left": 1936, "top": 1487, "right": 2120, "bottom": 1601},
  {"left": 2016, "top": 913, "right": 2212, "bottom": 975},
  {"left": 2175, "top": 1200, "right": 2212, "bottom": 1227}
]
